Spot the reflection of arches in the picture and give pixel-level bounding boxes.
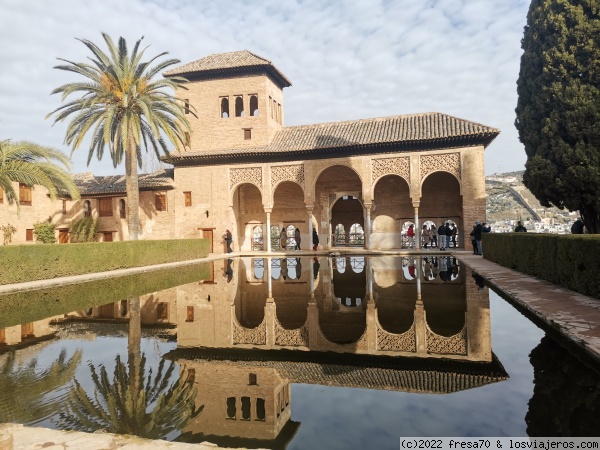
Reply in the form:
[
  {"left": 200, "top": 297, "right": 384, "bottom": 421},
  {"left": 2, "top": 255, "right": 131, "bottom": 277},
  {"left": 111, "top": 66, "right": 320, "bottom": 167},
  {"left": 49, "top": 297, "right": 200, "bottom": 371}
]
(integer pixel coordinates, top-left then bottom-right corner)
[
  {"left": 221, "top": 97, "right": 229, "bottom": 118},
  {"left": 371, "top": 174, "right": 412, "bottom": 249},
  {"left": 422, "top": 281, "right": 466, "bottom": 336},
  {"left": 253, "top": 258, "right": 264, "bottom": 279},
  {"left": 375, "top": 285, "right": 417, "bottom": 334}
]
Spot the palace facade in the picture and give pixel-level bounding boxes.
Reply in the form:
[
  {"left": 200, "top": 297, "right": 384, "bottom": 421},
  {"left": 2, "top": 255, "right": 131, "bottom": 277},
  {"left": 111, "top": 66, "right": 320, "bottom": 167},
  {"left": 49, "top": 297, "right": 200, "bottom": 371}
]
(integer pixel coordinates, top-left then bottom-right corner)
[{"left": 1, "top": 50, "right": 499, "bottom": 250}]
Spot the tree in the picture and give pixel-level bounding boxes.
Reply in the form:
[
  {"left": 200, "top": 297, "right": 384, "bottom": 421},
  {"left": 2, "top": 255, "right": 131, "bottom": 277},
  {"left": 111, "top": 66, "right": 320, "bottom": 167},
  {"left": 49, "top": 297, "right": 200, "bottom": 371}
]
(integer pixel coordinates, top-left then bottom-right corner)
[
  {"left": 515, "top": 0, "right": 600, "bottom": 233},
  {"left": 48, "top": 33, "right": 192, "bottom": 240},
  {"left": 0, "top": 140, "right": 80, "bottom": 212}
]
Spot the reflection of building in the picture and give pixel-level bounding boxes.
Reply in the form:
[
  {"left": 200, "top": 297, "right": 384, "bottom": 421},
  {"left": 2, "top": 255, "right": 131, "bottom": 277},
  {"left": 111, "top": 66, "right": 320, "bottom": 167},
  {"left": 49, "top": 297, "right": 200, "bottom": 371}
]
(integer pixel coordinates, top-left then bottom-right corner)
[{"left": 1, "top": 51, "right": 498, "bottom": 249}]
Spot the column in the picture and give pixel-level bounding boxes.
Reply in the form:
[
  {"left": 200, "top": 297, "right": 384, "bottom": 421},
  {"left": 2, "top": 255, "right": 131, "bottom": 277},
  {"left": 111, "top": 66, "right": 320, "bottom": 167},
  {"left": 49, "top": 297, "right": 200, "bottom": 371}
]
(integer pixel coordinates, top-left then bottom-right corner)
[
  {"left": 307, "top": 208, "right": 313, "bottom": 251},
  {"left": 267, "top": 257, "right": 272, "bottom": 298},
  {"left": 413, "top": 204, "right": 420, "bottom": 249},
  {"left": 414, "top": 262, "right": 426, "bottom": 354},
  {"left": 365, "top": 204, "right": 372, "bottom": 249},
  {"left": 266, "top": 209, "right": 272, "bottom": 253}
]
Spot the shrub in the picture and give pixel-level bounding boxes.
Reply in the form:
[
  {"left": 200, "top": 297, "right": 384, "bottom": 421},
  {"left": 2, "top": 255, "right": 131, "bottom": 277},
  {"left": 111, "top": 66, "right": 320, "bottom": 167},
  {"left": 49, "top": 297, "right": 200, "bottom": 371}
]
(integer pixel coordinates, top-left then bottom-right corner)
[
  {"left": 33, "top": 221, "right": 56, "bottom": 244},
  {"left": 70, "top": 217, "right": 99, "bottom": 242},
  {"left": 2, "top": 224, "right": 16, "bottom": 245}
]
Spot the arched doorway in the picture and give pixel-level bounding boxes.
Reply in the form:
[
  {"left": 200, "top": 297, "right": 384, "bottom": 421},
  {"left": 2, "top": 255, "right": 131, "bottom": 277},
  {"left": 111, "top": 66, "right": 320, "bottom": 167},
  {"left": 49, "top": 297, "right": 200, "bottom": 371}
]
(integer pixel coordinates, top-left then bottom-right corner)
[
  {"left": 272, "top": 181, "right": 306, "bottom": 250},
  {"left": 331, "top": 196, "right": 364, "bottom": 247},
  {"left": 314, "top": 165, "right": 363, "bottom": 249},
  {"left": 420, "top": 172, "right": 463, "bottom": 248},
  {"left": 372, "top": 175, "right": 412, "bottom": 249},
  {"left": 231, "top": 183, "right": 264, "bottom": 251}
]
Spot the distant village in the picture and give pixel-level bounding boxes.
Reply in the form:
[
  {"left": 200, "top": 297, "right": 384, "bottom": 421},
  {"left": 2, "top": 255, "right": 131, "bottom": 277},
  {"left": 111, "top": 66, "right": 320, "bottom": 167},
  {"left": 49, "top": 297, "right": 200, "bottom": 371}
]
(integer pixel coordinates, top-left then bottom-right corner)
[{"left": 485, "top": 171, "right": 580, "bottom": 234}]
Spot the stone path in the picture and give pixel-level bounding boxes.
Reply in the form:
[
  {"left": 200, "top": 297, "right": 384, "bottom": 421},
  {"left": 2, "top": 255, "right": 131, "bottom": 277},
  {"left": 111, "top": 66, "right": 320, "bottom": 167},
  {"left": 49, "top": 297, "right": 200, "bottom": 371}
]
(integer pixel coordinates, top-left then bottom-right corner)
[{"left": 457, "top": 254, "right": 600, "bottom": 366}]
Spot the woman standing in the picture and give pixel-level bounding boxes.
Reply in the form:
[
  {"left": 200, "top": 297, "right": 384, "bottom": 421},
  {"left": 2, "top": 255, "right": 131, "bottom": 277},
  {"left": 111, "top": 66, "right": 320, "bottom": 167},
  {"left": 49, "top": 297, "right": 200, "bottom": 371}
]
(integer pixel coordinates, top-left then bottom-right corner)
[
  {"left": 280, "top": 228, "right": 287, "bottom": 250},
  {"left": 422, "top": 225, "right": 431, "bottom": 249},
  {"left": 312, "top": 228, "right": 319, "bottom": 251}
]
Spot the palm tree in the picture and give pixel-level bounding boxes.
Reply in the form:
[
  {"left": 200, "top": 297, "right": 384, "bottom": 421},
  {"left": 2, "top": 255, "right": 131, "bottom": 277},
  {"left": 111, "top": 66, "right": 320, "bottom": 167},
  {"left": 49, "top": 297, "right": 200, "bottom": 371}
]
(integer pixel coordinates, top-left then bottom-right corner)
[
  {"left": 0, "top": 139, "right": 80, "bottom": 212},
  {"left": 47, "top": 33, "right": 192, "bottom": 240},
  {"left": 0, "top": 349, "right": 82, "bottom": 424}
]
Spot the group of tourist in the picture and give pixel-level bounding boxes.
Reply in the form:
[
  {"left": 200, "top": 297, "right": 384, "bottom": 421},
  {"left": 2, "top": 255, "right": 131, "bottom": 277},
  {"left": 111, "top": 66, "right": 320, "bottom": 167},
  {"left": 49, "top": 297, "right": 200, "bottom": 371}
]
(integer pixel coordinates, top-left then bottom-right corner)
[
  {"left": 469, "top": 221, "right": 491, "bottom": 255},
  {"left": 407, "top": 222, "right": 459, "bottom": 250}
]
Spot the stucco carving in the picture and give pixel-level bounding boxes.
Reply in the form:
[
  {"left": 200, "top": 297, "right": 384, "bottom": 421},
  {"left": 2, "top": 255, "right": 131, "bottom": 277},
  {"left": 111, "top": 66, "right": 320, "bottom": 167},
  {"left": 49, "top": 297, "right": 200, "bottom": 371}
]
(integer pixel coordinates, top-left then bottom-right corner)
[
  {"left": 426, "top": 326, "right": 467, "bottom": 355},
  {"left": 376, "top": 323, "right": 417, "bottom": 352},
  {"left": 229, "top": 167, "right": 262, "bottom": 190},
  {"left": 232, "top": 319, "right": 267, "bottom": 345},
  {"left": 420, "top": 153, "right": 461, "bottom": 181},
  {"left": 274, "top": 318, "right": 309, "bottom": 347},
  {"left": 372, "top": 157, "right": 410, "bottom": 183},
  {"left": 271, "top": 164, "right": 305, "bottom": 189}
]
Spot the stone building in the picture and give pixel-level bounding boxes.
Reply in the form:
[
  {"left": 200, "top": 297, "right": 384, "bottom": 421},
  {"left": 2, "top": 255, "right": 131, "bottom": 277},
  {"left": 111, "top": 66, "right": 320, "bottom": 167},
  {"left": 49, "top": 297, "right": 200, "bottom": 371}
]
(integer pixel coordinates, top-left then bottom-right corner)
[{"left": 0, "top": 50, "right": 499, "bottom": 249}]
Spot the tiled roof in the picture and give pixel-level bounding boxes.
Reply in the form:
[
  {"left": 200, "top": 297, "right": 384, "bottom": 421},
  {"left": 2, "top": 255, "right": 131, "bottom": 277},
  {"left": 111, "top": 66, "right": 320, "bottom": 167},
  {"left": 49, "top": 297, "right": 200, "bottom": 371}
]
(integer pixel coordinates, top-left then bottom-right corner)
[
  {"left": 167, "top": 112, "right": 500, "bottom": 165},
  {"left": 169, "top": 348, "right": 509, "bottom": 394},
  {"left": 164, "top": 50, "right": 292, "bottom": 87},
  {"left": 73, "top": 169, "right": 174, "bottom": 196}
]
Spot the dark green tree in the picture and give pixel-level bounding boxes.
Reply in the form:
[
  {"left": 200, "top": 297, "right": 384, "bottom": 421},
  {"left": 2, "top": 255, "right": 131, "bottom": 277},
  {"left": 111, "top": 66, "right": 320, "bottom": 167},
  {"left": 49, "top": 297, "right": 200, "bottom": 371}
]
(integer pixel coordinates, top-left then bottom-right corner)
[{"left": 515, "top": 0, "right": 600, "bottom": 233}]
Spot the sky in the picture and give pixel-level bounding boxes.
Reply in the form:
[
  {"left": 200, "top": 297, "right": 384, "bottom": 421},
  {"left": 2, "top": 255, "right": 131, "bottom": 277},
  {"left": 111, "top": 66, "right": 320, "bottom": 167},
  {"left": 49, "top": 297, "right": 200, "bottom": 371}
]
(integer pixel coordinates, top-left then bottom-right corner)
[{"left": 0, "top": 0, "right": 531, "bottom": 176}]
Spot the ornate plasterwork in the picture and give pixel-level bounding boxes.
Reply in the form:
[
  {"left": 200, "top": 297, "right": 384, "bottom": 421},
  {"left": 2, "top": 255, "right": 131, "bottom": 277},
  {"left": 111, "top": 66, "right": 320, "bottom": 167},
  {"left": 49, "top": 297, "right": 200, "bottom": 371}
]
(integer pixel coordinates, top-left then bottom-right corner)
[
  {"left": 271, "top": 164, "right": 305, "bottom": 189},
  {"left": 229, "top": 167, "right": 262, "bottom": 190},
  {"left": 372, "top": 157, "right": 410, "bottom": 183},
  {"left": 274, "top": 318, "right": 309, "bottom": 347},
  {"left": 376, "top": 323, "right": 417, "bottom": 352},
  {"left": 232, "top": 319, "right": 266, "bottom": 345},
  {"left": 420, "top": 153, "right": 461, "bottom": 181},
  {"left": 426, "top": 326, "right": 467, "bottom": 355}
]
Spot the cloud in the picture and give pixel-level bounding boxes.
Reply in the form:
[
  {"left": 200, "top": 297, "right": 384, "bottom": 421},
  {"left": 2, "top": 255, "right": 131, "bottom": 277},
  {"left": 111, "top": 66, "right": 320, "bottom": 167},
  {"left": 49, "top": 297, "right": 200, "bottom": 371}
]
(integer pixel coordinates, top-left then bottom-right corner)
[{"left": 0, "top": 0, "right": 530, "bottom": 175}]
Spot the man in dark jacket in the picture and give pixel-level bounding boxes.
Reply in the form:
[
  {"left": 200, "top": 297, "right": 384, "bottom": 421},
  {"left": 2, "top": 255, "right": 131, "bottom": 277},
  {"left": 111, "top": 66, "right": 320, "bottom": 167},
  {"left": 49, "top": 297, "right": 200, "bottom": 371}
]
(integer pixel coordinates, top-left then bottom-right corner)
[
  {"left": 514, "top": 221, "right": 527, "bottom": 232},
  {"left": 437, "top": 223, "right": 447, "bottom": 250},
  {"left": 473, "top": 221, "right": 483, "bottom": 255},
  {"left": 571, "top": 219, "right": 584, "bottom": 234},
  {"left": 445, "top": 222, "right": 453, "bottom": 249}
]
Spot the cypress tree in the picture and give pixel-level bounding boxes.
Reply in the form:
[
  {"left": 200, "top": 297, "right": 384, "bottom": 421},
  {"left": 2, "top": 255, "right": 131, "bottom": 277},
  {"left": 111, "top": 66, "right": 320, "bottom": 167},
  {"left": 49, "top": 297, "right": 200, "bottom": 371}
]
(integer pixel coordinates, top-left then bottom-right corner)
[{"left": 515, "top": 0, "right": 600, "bottom": 233}]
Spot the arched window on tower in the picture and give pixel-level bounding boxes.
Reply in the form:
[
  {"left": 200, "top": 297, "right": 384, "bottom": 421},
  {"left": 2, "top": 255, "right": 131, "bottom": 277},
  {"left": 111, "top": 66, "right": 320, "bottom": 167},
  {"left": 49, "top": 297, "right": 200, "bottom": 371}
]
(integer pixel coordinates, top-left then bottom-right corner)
[
  {"left": 250, "top": 95, "right": 258, "bottom": 116},
  {"left": 220, "top": 97, "right": 229, "bottom": 118},
  {"left": 235, "top": 96, "right": 244, "bottom": 117},
  {"left": 83, "top": 200, "right": 91, "bottom": 218},
  {"left": 119, "top": 199, "right": 126, "bottom": 219}
]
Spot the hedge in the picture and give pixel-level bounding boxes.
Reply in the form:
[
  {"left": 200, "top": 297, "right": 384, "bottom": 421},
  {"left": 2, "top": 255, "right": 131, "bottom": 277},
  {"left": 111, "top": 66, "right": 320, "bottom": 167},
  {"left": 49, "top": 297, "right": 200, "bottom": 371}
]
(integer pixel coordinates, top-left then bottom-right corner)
[
  {"left": 482, "top": 233, "right": 600, "bottom": 299},
  {"left": 0, "top": 262, "right": 210, "bottom": 328},
  {"left": 0, "top": 239, "right": 210, "bottom": 285}
]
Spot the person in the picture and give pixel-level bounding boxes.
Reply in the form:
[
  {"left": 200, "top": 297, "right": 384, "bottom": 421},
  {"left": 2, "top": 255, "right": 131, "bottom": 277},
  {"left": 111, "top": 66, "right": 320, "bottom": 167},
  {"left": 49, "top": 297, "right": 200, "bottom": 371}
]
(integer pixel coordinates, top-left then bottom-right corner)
[
  {"left": 431, "top": 224, "right": 438, "bottom": 248},
  {"left": 294, "top": 227, "right": 301, "bottom": 250},
  {"left": 469, "top": 225, "right": 478, "bottom": 255},
  {"left": 422, "top": 225, "right": 431, "bottom": 249},
  {"left": 295, "top": 257, "right": 302, "bottom": 279},
  {"left": 280, "top": 228, "right": 287, "bottom": 250},
  {"left": 451, "top": 224, "right": 458, "bottom": 248},
  {"left": 473, "top": 221, "right": 483, "bottom": 255},
  {"left": 225, "top": 258, "right": 233, "bottom": 282},
  {"left": 514, "top": 221, "right": 527, "bottom": 232},
  {"left": 224, "top": 229, "right": 233, "bottom": 254},
  {"left": 444, "top": 222, "right": 452, "bottom": 250},
  {"left": 312, "top": 228, "right": 320, "bottom": 251},
  {"left": 437, "top": 222, "right": 446, "bottom": 250},
  {"left": 482, "top": 222, "right": 492, "bottom": 233},
  {"left": 407, "top": 224, "right": 415, "bottom": 248},
  {"left": 571, "top": 219, "right": 584, "bottom": 234},
  {"left": 281, "top": 257, "right": 288, "bottom": 280},
  {"left": 408, "top": 258, "right": 416, "bottom": 278},
  {"left": 313, "top": 257, "right": 320, "bottom": 280}
]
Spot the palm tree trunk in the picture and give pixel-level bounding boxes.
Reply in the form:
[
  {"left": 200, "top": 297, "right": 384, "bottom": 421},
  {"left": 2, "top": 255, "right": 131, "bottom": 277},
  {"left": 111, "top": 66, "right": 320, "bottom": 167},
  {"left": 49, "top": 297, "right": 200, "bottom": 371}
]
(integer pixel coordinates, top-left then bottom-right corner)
[
  {"left": 125, "top": 137, "right": 140, "bottom": 241},
  {"left": 127, "top": 296, "right": 142, "bottom": 402}
]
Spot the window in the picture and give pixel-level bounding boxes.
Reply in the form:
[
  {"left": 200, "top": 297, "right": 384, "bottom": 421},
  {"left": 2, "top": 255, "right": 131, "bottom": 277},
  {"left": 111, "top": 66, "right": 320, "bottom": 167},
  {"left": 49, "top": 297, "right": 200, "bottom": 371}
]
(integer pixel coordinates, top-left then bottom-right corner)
[
  {"left": 226, "top": 397, "right": 236, "bottom": 419},
  {"left": 183, "top": 99, "right": 190, "bottom": 114},
  {"left": 26, "top": 229, "right": 33, "bottom": 241},
  {"left": 62, "top": 200, "right": 67, "bottom": 214},
  {"left": 277, "top": 103, "right": 282, "bottom": 124},
  {"left": 235, "top": 96, "right": 244, "bottom": 117},
  {"left": 249, "top": 373, "right": 257, "bottom": 385},
  {"left": 98, "top": 198, "right": 112, "bottom": 217},
  {"left": 102, "top": 231, "right": 113, "bottom": 242},
  {"left": 0, "top": 188, "right": 3, "bottom": 204},
  {"left": 84, "top": 200, "right": 91, "bottom": 217},
  {"left": 119, "top": 199, "right": 126, "bottom": 219},
  {"left": 184, "top": 191, "right": 192, "bottom": 207},
  {"left": 241, "top": 397, "right": 251, "bottom": 421},
  {"left": 273, "top": 99, "right": 277, "bottom": 121},
  {"left": 244, "top": 128, "right": 252, "bottom": 140},
  {"left": 185, "top": 368, "right": 196, "bottom": 384},
  {"left": 19, "top": 184, "right": 32, "bottom": 205},
  {"left": 155, "top": 194, "right": 167, "bottom": 211},
  {"left": 256, "top": 398, "right": 266, "bottom": 421},
  {"left": 269, "top": 96, "right": 273, "bottom": 118},
  {"left": 157, "top": 302, "right": 168, "bottom": 320},
  {"left": 220, "top": 97, "right": 229, "bottom": 118},
  {"left": 186, "top": 306, "right": 194, "bottom": 322},
  {"left": 250, "top": 95, "right": 258, "bottom": 116}
]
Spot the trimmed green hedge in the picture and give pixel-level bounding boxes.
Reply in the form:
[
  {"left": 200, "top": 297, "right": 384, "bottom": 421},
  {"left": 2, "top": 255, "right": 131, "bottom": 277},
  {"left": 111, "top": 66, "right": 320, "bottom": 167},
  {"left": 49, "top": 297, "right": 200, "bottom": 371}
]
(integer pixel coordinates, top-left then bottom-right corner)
[
  {"left": 0, "top": 239, "right": 210, "bottom": 285},
  {"left": 482, "top": 233, "right": 600, "bottom": 299},
  {"left": 0, "top": 262, "right": 210, "bottom": 328}
]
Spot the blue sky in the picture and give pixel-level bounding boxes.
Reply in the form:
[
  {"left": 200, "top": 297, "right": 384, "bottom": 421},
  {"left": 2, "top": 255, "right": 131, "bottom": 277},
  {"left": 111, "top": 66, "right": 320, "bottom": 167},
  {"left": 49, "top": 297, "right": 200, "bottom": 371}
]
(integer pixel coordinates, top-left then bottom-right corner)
[{"left": 0, "top": 0, "right": 531, "bottom": 176}]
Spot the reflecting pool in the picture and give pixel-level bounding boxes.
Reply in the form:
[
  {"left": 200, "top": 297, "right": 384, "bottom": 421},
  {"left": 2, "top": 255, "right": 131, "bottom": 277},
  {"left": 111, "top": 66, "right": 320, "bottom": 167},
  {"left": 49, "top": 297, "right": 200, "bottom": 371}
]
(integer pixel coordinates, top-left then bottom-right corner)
[{"left": 0, "top": 256, "right": 599, "bottom": 449}]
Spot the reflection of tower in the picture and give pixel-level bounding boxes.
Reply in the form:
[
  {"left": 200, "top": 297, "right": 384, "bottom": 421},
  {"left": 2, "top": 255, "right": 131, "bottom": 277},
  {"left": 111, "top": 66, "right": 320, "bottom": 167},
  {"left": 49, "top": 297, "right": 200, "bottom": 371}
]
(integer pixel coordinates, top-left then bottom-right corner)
[{"left": 178, "top": 362, "right": 299, "bottom": 448}]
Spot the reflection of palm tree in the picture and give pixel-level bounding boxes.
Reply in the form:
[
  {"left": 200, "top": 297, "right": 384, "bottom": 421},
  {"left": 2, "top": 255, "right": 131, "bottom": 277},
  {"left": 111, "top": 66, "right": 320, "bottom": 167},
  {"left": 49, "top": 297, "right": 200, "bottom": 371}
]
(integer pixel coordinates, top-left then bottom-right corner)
[
  {"left": 0, "top": 349, "right": 81, "bottom": 423},
  {"left": 59, "top": 296, "right": 202, "bottom": 439}
]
